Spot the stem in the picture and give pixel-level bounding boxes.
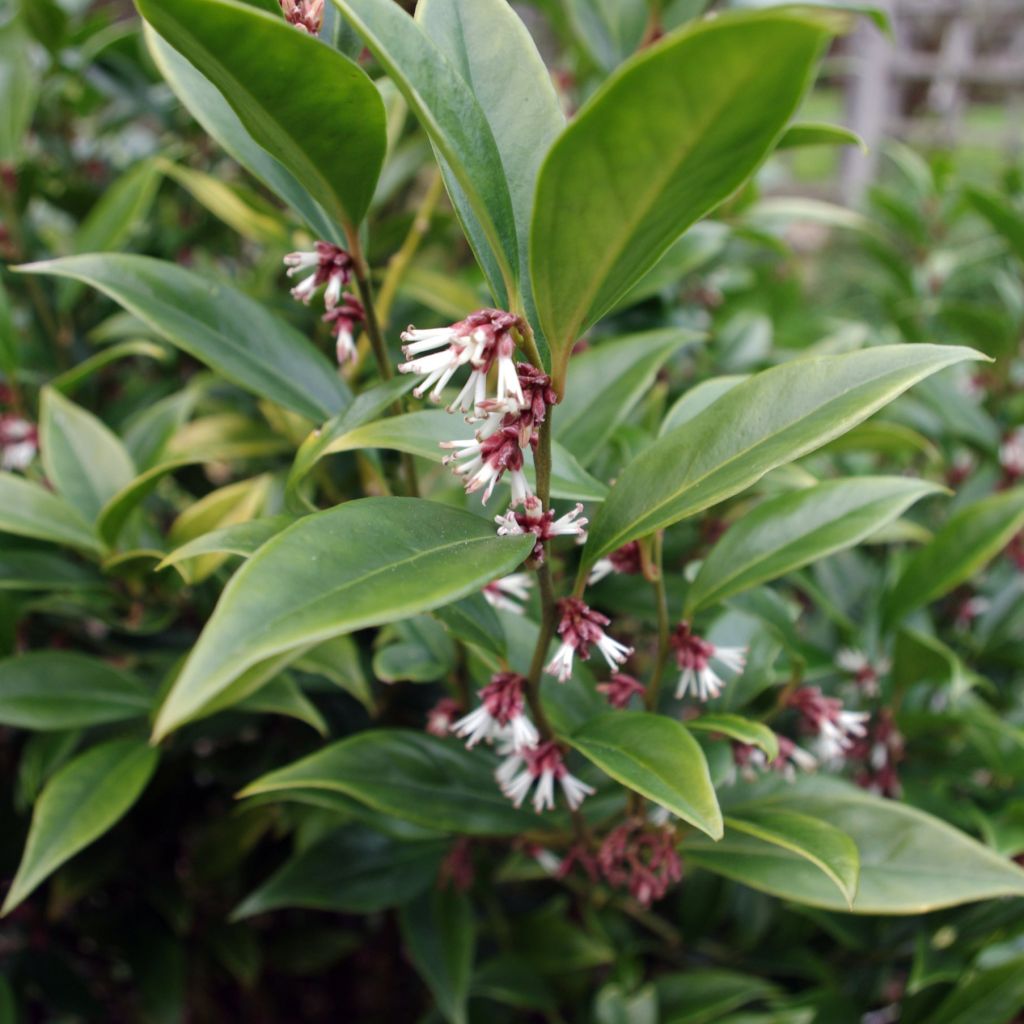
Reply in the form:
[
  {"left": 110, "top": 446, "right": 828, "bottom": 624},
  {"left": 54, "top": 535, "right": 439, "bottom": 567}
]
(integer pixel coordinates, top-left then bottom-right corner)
[
  {"left": 645, "top": 531, "right": 671, "bottom": 712},
  {"left": 347, "top": 229, "right": 420, "bottom": 498},
  {"left": 375, "top": 169, "right": 444, "bottom": 330}
]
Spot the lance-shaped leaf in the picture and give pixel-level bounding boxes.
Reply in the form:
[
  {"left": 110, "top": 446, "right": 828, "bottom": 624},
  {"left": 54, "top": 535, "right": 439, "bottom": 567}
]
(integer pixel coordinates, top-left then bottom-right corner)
[
  {"left": 583, "top": 344, "right": 983, "bottom": 567},
  {"left": 687, "top": 476, "right": 945, "bottom": 614},
  {"left": 885, "top": 487, "right": 1024, "bottom": 625},
  {"left": 152, "top": 498, "right": 534, "bottom": 738},
  {"left": 418, "top": 0, "right": 564, "bottom": 325},
  {"left": 39, "top": 387, "right": 136, "bottom": 525},
  {"left": 0, "top": 473, "right": 101, "bottom": 554},
  {"left": 145, "top": 26, "right": 340, "bottom": 242},
  {"left": 331, "top": 0, "right": 517, "bottom": 299},
  {"left": 566, "top": 711, "right": 723, "bottom": 839},
  {"left": 2, "top": 738, "right": 158, "bottom": 915},
  {"left": 685, "top": 714, "right": 779, "bottom": 761},
  {"left": 239, "top": 729, "right": 545, "bottom": 836},
  {"left": 136, "top": 0, "right": 385, "bottom": 230},
  {"left": 684, "top": 777, "right": 1024, "bottom": 914},
  {"left": 531, "top": 8, "right": 844, "bottom": 365},
  {"left": 16, "top": 255, "right": 350, "bottom": 423}
]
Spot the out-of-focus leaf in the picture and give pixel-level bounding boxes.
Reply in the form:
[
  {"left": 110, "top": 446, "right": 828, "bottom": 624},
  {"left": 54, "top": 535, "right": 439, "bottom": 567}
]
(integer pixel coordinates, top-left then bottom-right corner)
[{"left": 0, "top": 474, "right": 101, "bottom": 554}]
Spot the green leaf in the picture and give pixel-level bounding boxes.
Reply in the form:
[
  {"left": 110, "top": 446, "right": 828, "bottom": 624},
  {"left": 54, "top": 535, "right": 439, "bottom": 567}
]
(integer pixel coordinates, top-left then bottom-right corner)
[
  {"left": 928, "top": 954, "right": 1024, "bottom": 1024},
  {"left": 308, "top": 409, "right": 608, "bottom": 502},
  {"left": 434, "top": 593, "right": 506, "bottom": 660},
  {"left": 0, "top": 17, "right": 39, "bottom": 165},
  {"left": 0, "top": 549, "right": 103, "bottom": 592},
  {"left": 687, "top": 476, "right": 945, "bottom": 614},
  {"left": 583, "top": 344, "right": 983, "bottom": 566},
  {"left": 152, "top": 498, "right": 534, "bottom": 738},
  {"left": 144, "top": 25, "right": 340, "bottom": 241},
  {"left": 59, "top": 160, "right": 163, "bottom": 310},
  {"left": 399, "top": 888, "right": 475, "bottom": 1024},
  {"left": 565, "top": 0, "right": 648, "bottom": 71},
  {"left": 656, "top": 969, "right": 780, "bottom": 1024},
  {"left": 294, "top": 635, "right": 373, "bottom": 712},
  {"left": 555, "top": 329, "right": 700, "bottom": 465},
  {"left": 240, "top": 729, "right": 545, "bottom": 836},
  {"left": 1, "top": 738, "right": 158, "bottom": 915},
  {"left": 157, "top": 514, "right": 294, "bottom": 575},
  {"left": 39, "top": 387, "right": 136, "bottom": 525},
  {"left": 567, "top": 711, "right": 723, "bottom": 839},
  {"left": 49, "top": 340, "right": 172, "bottom": 397},
  {"left": 137, "top": 0, "right": 385, "bottom": 230},
  {"left": 964, "top": 185, "right": 1024, "bottom": 265},
  {"left": 0, "top": 652, "right": 151, "bottom": 730},
  {"left": 777, "top": 121, "right": 866, "bottom": 151},
  {"left": 233, "top": 826, "right": 444, "bottom": 919},
  {"left": 531, "top": 9, "right": 842, "bottom": 366},
  {"left": 418, "top": 0, "right": 563, "bottom": 324},
  {"left": 0, "top": 473, "right": 101, "bottom": 554},
  {"left": 885, "top": 487, "right": 1024, "bottom": 624},
  {"left": 724, "top": 809, "right": 860, "bottom": 907},
  {"left": 16, "top": 255, "right": 350, "bottom": 423},
  {"left": 660, "top": 375, "right": 748, "bottom": 435},
  {"left": 236, "top": 674, "right": 327, "bottom": 735},
  {"left": 685, "top": 714, "right": 779, "bottom": 760},
  {"left": 331, "top": 0, "right": 517, "bottom": 298},
  {"left": 683, "top": 777, "right": 1024, "bottom": 913}
]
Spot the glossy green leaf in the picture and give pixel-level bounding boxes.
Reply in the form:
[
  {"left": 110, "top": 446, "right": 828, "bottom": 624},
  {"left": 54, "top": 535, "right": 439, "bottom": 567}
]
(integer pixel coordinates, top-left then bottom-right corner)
[
  {"left": 294, "top": 635, "right": 373, "bottom": 712},
  {"left": 0, "top": 652, "right": 151, "bottom": 730},
  {"left": 235, "top": 674, "right": 327, "bottom": 734},
  {"left": 777, "top": 122, "right": 866, "bottom": 151},
  {"left": 331, "top": 0, "right": 517, "bottom": 298},
  {"left": 2, "top": 738, "right": 158, "bottom": 915},
  {"left": 660, "top": 375, "right": 748, "bottom": 435},
  {"left": 531, "top": 9, "right": 842, "bottom": 364},
  {"left": 137, "top": 0, "right": 385, "bottom": 230},
  {"left": 311, "top": 409, "right": 608, "bottom": 502},
  {"left": 927, "top": 954, "right": 1024, "bottom": 1024},
  {"left": 240, "top": 729, "right": 545, "bottom": 836},
  {"left": 144, "top": 25, "right": 340, "bottom": 241},
  {"left": 886, "top": 488, "right": 1024, "bottom": 624},
  {"left": 418, "top": 0, "right": 563, "bottom": 322},
  {"left": 399, "top": 887, "right": 475, "bottom": 1024},
  {"left": 555, "top": 329, "right": 700, "bottom": 465},
  {"left": 16, "top": 255, "right": 350, "bottom": 423},
  {"left": 153, "top": 498, "right": 534, "bottom": 738},
  {"left": 233, "top": 826, "right": 444, "bottom": 919},
  {"left": 684, "top": 777, "right": 1024, "bottom": 913},
  {"left": 685, "top": 714, "right": 779, "bottom": 761},
  {"left": 567, "top": 711, "right": 722, "bottom": 839},
  {"left": 656, "top": 969, "right": 780, "bottom": 1024},
  {"left": 687, "top": 476, "right": 945, "bottom": 614},
  {"left": 583, "top": 345, "right": 982, "bottom": 566},
  {"left": 39, "top": 387, "right": 136, "bottom": 525},
  {"left": 157, "top": 515, "right": 295, "bottom": 575},
  {"left": 0, "top": 473, "right": 101, "bottom": 554},
  {"left": 434, "top": 593, "right": 506, "bottom": 659},
  {"left": 724, "top": 809, "right": 860, "bottom": 907}
]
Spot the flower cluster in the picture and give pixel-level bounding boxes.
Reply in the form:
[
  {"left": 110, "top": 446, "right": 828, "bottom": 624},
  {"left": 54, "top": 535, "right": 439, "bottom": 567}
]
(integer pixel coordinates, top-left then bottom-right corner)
[
  {"left": 848, "top": 709, "right": 904, "bottom": 798},
  {"left": 596, "top": 672, "right": 646, "bottom": 709},
  {"left": 588, "top": 541, "right": 642, "bottom": 584},
  {"left": 278, "top": 0, "right": 324, "bottom": 33},
  {"left": 0, "top": 414, "right": 38, "bottom": 472},
  {"left": 482, "top": 573, "right": 533, "bottom": 615},
  {"left": 283, "top": 242, "right": 364, "bottom": 364},
  {"left": 452, "top": 672, "right": 538, "bottom": 753},
  {"left": 547, "top": 597, "right": 633, "bottom": 682},
  {"left": 669, "top": 622, "right": 746, "bottom": 702},
  {"left": 788, "top": 686, "right": 870, "bottom": 763},
  {"left": 596, "top": 820, "right": 683, "bottom": 906},
  {"left": 497, "top": 740, "right": 594, "bottom": 814},
  {"left": 495, "top": 497, "right": 588, "bottom": 562},
  {"left": 836, "top": 647, "right": 890, "bottom": 697}
]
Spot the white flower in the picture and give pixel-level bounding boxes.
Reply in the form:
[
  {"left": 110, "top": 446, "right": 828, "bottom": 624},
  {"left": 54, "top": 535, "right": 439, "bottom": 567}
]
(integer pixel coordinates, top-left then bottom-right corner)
[
  {"left": 483, "top": 573, "right": 533, "bottom": 615},
  {"left": 671, "top": 623, "right": 746, "bottom": 702},
  {"left": 498, "top": 741, "right": 595, "bottom": 813},
  {"left": 451, "top": 673, "right": 538, "bottom": 753}
]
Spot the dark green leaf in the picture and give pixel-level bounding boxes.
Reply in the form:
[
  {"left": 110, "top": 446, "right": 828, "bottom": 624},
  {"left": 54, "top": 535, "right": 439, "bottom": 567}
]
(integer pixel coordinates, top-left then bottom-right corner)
[
  {"left": 138, "top": 0, "right": 386, "bottom": 230},
  {"left": 0, "top": 652, "right": 151, "bottom": 730},
  {"left": 583, "top": 345, "right": 982, "bottom": 566},
  {"left": 16, "top": 255, "right": 350, "bottom": 423},
  {"left": 928, "top": 954, "right": 1024, "bottom": 1024},
  {"left": 153, "top": 498, "right": 534, "bottom": 738},
  {"left": 240, "top": 729, "right": 545, "bottom": 835},
  {"left": 233, "top": 826, "right": 444, "bottom": 918},
  {"left": 687, "top": 476, "right": 945, "bottom": 613},
  {"left": 2, "top": 738, "right": 158, "bottom": 915}
]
